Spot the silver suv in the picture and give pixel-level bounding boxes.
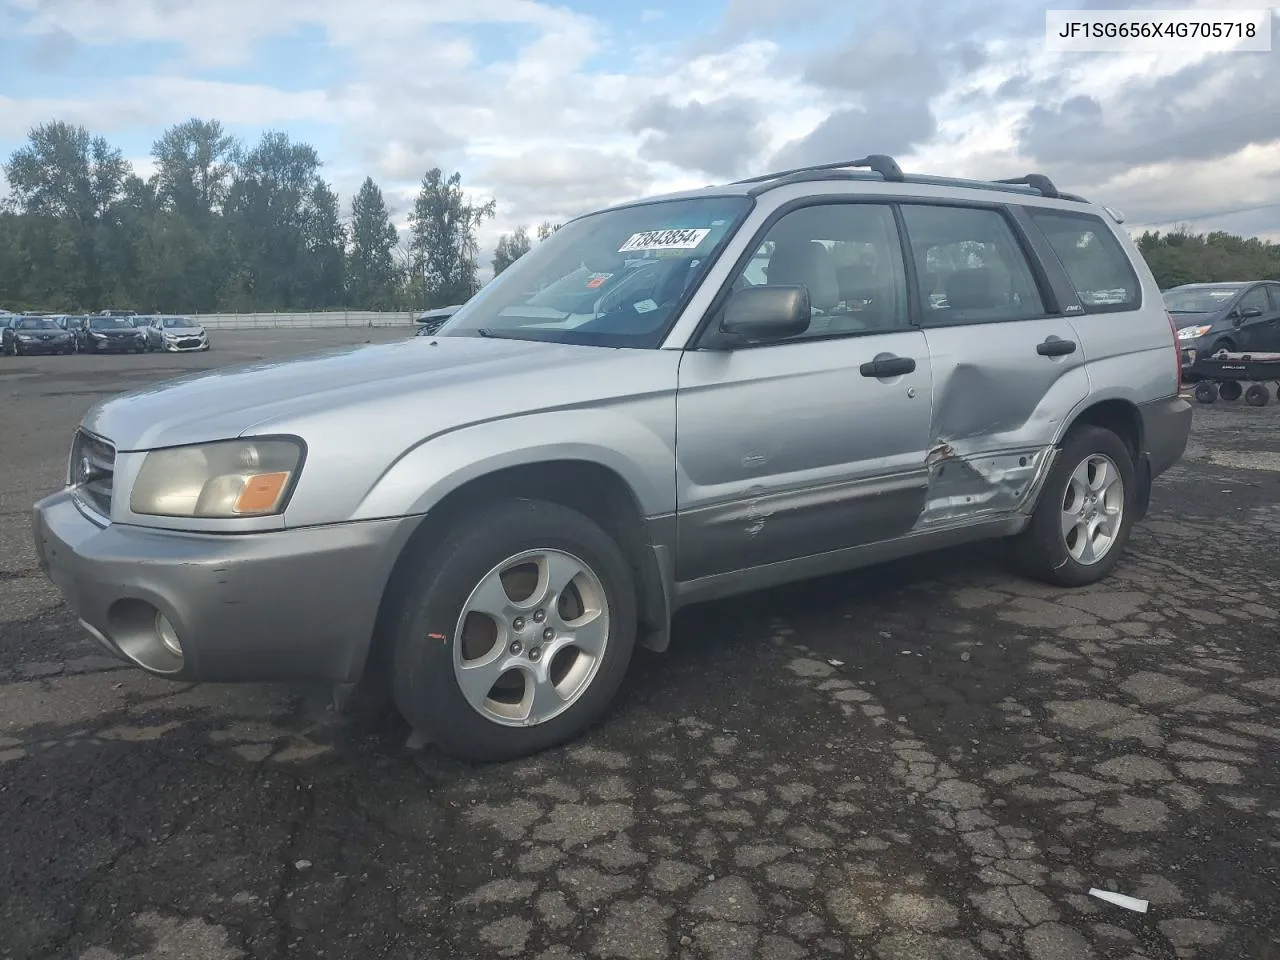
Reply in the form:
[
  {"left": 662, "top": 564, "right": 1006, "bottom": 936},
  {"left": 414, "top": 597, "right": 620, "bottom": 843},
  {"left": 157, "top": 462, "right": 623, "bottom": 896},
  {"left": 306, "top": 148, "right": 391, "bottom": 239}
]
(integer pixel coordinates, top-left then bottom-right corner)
[{"left": 32, "top": 155, "right": 1191, "bottom": 761}]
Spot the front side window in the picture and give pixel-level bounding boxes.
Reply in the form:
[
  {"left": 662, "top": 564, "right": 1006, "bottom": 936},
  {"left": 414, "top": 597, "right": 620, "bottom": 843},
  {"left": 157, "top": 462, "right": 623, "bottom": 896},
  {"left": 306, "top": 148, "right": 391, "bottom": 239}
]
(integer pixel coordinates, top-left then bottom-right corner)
[
  {"left": 1236, "top": 286, "right": 1269, "bottom": 316},
  {"left": 718, "top": 201, "right": 910, "bottom": 340},
  {"left": 1027, "top": 208, "right": 1140, "bottom": 311},
  {"left": 441, "top": 196, "right": 752, "bottom": 348},
  {"left": 902, "top": 204, "right": 1046, "bottom": 326}
]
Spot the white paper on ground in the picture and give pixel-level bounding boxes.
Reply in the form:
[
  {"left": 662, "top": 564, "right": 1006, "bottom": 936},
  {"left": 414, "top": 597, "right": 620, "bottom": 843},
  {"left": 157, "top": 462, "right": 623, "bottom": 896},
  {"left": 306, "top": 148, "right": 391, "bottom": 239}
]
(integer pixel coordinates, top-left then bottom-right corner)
[{"left": 1088, "top": 888, "right": 1149, "bottom": 913}]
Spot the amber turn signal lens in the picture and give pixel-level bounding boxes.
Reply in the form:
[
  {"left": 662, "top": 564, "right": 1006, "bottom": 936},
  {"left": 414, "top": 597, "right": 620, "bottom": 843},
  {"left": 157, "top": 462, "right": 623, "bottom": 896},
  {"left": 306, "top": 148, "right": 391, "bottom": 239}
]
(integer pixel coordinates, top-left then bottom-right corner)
[{"left": 234, "top": 471, "right": 291, "bottom": 514}]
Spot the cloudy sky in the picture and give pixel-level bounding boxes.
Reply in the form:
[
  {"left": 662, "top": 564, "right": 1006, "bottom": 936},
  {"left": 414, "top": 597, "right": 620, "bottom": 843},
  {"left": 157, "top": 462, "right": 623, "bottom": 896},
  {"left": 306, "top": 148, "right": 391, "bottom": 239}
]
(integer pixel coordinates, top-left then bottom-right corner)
[{"left": 1, "top": 0, "right": 1278, "bottom": 268}]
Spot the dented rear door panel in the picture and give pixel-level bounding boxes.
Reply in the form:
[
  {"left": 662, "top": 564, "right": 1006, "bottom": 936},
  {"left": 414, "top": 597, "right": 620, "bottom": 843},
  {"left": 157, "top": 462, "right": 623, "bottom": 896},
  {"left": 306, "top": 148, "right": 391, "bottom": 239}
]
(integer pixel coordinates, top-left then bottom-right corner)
[{"left": 917, "top": 318, "right": 1089, "bottom": 525}]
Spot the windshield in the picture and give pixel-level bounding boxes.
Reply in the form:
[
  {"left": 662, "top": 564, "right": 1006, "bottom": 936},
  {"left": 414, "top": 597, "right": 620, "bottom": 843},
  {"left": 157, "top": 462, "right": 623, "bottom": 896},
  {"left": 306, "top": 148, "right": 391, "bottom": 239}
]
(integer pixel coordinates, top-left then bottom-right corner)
[
  {"left": 90, "top": 317, "right": 135, "bottom": 330},
  {"left": 162, "top": 317, "right": 195, "bottom": 328},
  {"left": 1163, "top": 286, "right": 1240, "bottom": 313},
  {"left": 441, "top": 195, "right": 753, "bottom": 347},
  {"left": 16, "top": 318, "right": 59, "bottom": 330}
]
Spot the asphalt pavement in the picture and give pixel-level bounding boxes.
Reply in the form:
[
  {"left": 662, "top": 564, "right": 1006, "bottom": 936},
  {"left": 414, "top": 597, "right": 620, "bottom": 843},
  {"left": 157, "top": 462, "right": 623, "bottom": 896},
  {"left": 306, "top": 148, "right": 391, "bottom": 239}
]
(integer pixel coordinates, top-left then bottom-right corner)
[{"left": 1, "top": 331, "right": 1279, "bottom": 960}]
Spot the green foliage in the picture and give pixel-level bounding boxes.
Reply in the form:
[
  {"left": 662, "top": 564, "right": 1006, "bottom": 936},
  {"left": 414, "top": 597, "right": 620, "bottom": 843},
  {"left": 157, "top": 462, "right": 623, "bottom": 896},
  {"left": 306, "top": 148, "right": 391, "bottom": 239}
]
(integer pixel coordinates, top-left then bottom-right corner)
[
  {"left": 0, "top": 121, "right": 496, "bottom": 313},
  {"left": 492, "top": 225, "right": 531, "bottom": 275},
  {"left": 346, "top": 177, "right": 402, "bottom": 310},
  {"left": 1136, "top": 227, "right": 1280, "bottom": 289}
]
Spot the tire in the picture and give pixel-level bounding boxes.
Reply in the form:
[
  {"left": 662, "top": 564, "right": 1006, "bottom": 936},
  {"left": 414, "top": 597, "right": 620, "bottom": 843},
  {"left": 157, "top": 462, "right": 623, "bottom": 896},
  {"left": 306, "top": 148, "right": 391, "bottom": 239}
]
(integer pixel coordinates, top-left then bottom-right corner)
[
  {"left": 390, "top": 498, "right": 638, "bottom": 762},
  {"left": 1245, "top": 384, "right": 1270, "bottom": 407},
  {"left": 1218, "top": 380, "right": 1243, "bottom": 402},
  {"left": 1209, "top": 338, "right": 1235, "bottom": 357},
  {"left": 1194, "top": 381, "right": 1218, "bottom": 404},
  {"left": 1009, "top": 425, "right": 1136, "bottom": 588}
]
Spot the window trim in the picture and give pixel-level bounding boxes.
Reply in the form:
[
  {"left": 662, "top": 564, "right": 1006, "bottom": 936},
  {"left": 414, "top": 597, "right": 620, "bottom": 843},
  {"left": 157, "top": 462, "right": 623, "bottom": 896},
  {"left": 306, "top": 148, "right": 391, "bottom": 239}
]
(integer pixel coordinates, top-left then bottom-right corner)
[
  {"left": 1265, "top": 283, "right": 1280, "bottom": 312},
  {"left": 1022, "top": 206, "right": 1143, "bottom": 315},
  {"left": 1235, "top": 283, "right": 1270, "bottom": 316},
  {"left": 898, "top": 201, "right": 1059, "bottom": 330},
  {"left": 690, "top": 196, "right": 921, "bottom": 351}
]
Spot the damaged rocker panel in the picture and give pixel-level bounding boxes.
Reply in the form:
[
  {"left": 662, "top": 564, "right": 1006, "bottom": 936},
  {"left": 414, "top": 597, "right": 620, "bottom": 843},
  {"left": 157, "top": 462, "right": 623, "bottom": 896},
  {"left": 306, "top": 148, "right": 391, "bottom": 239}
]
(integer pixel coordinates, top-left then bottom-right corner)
[{"left": 918, "top": 443, "right": 1057, "bottom": 525}]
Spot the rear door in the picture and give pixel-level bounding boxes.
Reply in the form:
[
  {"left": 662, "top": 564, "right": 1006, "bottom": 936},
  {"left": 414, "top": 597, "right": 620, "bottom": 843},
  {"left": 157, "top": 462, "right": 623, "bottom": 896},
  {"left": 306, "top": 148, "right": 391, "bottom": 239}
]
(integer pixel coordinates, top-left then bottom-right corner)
[
  {"left": 1019, "top": 206, "right": 1172, "bottom": 401},
  {"left": 898, "top": 202, "right": 1089, "bottom": 523}
]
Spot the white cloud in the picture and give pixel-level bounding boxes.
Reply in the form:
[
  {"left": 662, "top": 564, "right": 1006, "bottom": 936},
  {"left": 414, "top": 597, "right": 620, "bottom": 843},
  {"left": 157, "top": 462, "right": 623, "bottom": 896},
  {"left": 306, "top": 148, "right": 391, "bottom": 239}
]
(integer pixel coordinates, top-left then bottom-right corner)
[{"left": 3, "top": 0, "right": 1279, "bottom": 253}]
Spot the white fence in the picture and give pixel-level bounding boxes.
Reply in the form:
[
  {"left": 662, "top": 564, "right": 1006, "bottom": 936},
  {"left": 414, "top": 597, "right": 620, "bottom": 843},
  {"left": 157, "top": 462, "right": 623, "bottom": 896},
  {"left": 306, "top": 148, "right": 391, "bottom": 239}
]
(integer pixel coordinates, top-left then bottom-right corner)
[{"left": 192, "top": 311, "right": 417, "bottom": 330}]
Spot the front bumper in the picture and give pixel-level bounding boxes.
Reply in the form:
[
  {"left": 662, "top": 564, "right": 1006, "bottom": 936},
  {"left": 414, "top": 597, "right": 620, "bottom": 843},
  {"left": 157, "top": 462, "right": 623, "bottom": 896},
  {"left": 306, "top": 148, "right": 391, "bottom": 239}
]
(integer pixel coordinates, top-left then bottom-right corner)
[
  {"left": 32, "top": 489, "right": 412, "bottom": 683},
  {"left": 12, "top": 338, "right": 73, "bottom": 354},
  {"left": 160, "top": 335, "right": 209, "bottom": 352},
  {"left": 86, "top": 337, "right": 146, "bottom": 352}
]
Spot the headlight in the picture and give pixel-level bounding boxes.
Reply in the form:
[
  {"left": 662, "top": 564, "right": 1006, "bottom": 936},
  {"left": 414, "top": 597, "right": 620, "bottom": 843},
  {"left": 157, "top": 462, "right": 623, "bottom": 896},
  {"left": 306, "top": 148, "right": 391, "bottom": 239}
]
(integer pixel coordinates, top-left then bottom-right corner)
[
  {"left": 130, "top": 438, "right": 305, "bottom": 518},
  {"left": 1177, "top": 325, "right": 1211, "bottom": 340},
  {"left": 17, "top": 334, "right": 34, "bottom": 340},
  {"left": 91, "top": 332, "right": 106, "bottom": 339}
]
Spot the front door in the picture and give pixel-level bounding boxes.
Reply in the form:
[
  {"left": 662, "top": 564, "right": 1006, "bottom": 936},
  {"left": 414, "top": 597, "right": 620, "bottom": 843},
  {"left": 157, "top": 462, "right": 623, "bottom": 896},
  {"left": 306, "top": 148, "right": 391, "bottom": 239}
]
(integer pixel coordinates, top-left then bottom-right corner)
[
  {"left": 1237, "top": 284, "right": 1280, "bottom": 353},
  {"left": 674, "top": 201, "right": 933, "bottom": 582},
  {"left": 899, "top": 202, "right": 1091, "bottom": 522}
]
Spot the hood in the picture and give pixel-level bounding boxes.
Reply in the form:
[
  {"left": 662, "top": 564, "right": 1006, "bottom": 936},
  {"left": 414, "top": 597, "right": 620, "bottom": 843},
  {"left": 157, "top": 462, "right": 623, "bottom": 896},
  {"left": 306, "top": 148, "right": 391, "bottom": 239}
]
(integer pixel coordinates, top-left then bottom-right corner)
[
  {"left": 90, "top": 327, "right": 142, "bottom": 335},
  {"left": 83, "top": 334, "right": 678, "bottom": 451},
  {"left": 15, "top": 328, "right": 69, "bottom": 336}
]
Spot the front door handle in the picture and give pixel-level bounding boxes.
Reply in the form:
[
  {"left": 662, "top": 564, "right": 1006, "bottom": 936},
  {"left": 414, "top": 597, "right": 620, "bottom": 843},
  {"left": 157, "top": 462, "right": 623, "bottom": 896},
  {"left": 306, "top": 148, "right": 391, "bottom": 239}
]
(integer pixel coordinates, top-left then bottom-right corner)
[
  {"left": 859, "top": 355, "right": 916, "bottom": 378},
  {"left": 1037, "top": 336, "right": 1077, "bottom": 357}
]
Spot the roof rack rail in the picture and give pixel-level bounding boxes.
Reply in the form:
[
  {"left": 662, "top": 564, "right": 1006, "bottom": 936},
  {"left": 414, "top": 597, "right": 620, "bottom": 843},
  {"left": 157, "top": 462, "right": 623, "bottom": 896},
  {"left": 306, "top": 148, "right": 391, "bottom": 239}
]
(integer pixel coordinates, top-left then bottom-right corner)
[
  {"left": 735, "top": 153, "right": 906, "bottom": 186},
  {"left": 993, "top": 174, "right": 1060, "bottom": 199}
]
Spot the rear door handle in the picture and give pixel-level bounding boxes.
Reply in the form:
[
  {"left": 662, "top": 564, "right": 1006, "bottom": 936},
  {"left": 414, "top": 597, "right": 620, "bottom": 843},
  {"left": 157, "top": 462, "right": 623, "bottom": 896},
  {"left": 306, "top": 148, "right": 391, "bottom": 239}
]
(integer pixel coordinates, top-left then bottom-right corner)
[
  {"left": 1037, "top": 336, "right": 1077, "bottom": 357},
  {"left": 859, "top": 355, "right": 916, "bottom": 378}
]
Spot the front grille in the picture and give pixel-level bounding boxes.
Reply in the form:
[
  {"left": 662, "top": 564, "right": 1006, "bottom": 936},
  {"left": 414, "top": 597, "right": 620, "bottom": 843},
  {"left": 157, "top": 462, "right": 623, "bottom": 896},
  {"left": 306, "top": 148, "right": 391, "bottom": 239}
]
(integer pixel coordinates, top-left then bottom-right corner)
[
  {"left": 177, "top": 338, "right": 200, "bottom": 348},
  {"left": 69, "top": 429, "right": 116, "bottom": 518}
]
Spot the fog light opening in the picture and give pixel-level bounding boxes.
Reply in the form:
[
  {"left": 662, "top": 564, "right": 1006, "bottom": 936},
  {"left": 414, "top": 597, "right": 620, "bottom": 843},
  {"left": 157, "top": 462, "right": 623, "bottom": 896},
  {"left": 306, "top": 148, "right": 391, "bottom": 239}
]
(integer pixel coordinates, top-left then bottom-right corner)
[{"left": 156, "top": 613, "right": 184, "bottom": 659}]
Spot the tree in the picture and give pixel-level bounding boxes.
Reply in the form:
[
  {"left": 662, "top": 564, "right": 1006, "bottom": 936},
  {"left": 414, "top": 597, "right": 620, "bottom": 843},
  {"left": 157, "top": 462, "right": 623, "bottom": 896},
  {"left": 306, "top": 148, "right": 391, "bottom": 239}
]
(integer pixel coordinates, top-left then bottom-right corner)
[
  {"left": 537, "top": 220, "right": 562, "bottom": 242},
  {"left": 408, "top": 168, "right": 496, "bottom": 307},
  {"left": 346, "top": 176, "right": 402, "bottom": 308},
  {"left": 221, "top": 131, "right": 343, "bottom": 309},
  {"left": 492, "top": 225, "right": 531, "bottom": 275},
  {"left": 152, "top": 118, "right": 238, "bottom": 219}
]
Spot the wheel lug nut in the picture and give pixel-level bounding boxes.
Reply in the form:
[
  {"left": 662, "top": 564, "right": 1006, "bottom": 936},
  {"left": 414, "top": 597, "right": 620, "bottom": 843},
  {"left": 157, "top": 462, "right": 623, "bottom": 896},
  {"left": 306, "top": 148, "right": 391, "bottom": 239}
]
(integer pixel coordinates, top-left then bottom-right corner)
[
  {"left": 533, "top": 609, "right": 546, "bottom": 623},
  {"left": 528, "top": 647, "right": 542, "bottom": 662},
  {"left": 513, "top": 617, "right": 525, "bottom": 631},
  {"left": 509, "top": 640, "right": 523, "bottom": 655},
  {"left": 543, "top": 628, "right": 554, "bottom": 641}
]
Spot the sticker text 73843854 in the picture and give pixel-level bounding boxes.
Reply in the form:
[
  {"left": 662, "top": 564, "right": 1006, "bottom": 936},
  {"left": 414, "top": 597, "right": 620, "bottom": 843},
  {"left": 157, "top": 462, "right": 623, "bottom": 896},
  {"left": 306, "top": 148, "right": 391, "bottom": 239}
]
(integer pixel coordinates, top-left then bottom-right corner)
[{"left": 618, "top": 228, "right": 711, "bottom": 253}]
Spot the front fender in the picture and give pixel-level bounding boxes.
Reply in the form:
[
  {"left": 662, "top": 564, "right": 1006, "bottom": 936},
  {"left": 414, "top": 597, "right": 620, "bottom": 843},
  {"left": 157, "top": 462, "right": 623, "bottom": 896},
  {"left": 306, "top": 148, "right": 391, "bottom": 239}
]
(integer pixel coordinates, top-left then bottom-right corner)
[{"left": 350, "top": 404, "right": 677, "bottom": 521}]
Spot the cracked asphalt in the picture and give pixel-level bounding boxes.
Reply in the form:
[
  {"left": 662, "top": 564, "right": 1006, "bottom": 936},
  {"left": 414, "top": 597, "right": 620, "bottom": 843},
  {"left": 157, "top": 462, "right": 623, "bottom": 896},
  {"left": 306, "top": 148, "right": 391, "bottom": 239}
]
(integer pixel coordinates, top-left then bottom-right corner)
[{"left": 2, "top": 329, "right": 1279, "bottom": 960}]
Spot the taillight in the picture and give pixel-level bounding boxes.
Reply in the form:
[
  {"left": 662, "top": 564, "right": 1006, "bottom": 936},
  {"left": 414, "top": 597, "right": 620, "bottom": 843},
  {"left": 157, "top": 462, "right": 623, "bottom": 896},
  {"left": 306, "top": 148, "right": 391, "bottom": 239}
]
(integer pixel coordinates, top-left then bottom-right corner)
[{"left": 1167, "top": 310, "right": 1181, "bottom": 390}]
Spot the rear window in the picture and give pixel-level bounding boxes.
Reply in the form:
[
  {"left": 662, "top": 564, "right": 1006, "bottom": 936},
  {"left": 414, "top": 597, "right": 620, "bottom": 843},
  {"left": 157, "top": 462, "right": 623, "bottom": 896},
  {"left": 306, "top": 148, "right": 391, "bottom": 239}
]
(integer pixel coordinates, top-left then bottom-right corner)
[{"left": 1027, "top": 209, "right": 1140, "bottom": 312}]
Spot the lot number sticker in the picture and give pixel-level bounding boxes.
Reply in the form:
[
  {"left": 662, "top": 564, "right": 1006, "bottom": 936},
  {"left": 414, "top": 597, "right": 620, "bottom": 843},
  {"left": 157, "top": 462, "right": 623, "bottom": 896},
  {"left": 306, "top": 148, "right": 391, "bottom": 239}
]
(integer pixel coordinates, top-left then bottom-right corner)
[{"left": 618, "top": 228, "right": 711, "bottom": 253}]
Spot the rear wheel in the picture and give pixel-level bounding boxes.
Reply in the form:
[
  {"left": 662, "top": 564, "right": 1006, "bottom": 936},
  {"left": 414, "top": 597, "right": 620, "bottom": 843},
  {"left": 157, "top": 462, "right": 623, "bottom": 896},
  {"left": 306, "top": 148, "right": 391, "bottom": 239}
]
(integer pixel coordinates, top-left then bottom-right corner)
[
  {"left": 390, "top": 498, "right": 638, "bottom": 762},
  {"left": 1009, "top": 426, "right": 1135, "bottom": 588}
]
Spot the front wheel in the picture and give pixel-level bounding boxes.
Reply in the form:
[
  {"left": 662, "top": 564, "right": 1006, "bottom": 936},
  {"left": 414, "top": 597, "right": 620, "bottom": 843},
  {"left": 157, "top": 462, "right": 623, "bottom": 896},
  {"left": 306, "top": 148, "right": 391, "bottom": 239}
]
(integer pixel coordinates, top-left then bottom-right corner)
[
  {"left": 390, "top": 498, "right": 638, "bottom": 762},
  {"left": 1009, "top": 426, "right": 1136, "bottom": 588}
]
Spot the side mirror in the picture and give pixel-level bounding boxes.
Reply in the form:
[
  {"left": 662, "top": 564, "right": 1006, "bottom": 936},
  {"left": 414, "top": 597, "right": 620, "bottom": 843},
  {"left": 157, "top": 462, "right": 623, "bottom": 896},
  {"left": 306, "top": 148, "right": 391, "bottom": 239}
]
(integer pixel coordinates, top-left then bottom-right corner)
[
  {"left": 719, "top": 285, "right": 811, "bottom": 342},
  {"left": 1237, "top": 306, "right": 1262, "bottom": 321}
]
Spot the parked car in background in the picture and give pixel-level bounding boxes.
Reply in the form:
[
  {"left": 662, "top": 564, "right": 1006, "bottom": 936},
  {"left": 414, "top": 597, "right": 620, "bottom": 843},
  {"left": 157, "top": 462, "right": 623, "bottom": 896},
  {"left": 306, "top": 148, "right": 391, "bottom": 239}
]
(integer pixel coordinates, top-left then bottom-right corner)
[
  {"left": 98, "top": 309, "right": 139, "bottom": 318},
  {"left": 3, "top": 315, "right": 76, "bottom": 355},
  {"left": 32, "top": 155, "right": 1191, "bottom": 762},
  {"left": 73, "top": 314, "right": 147, "bottom": 353},
  {"left": 1167, "top": 281, "right": 1280, "bottom": 369},
  {"left": 414, "top": 305, "right": 463, "bottom": 336},
  {"left": 142, "top": 315, "right": 211, "bottom": 352}
]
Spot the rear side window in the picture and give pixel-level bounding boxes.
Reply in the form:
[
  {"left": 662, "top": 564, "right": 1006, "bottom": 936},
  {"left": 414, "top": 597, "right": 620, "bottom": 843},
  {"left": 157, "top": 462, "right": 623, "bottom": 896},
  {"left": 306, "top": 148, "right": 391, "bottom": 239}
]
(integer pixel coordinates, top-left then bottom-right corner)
[
  {"left": 900, "top": 204, "right": 1046, "bottom": 327},
  {"left": 1026, "top": 209, "right": 1140, "bottom": 312}
]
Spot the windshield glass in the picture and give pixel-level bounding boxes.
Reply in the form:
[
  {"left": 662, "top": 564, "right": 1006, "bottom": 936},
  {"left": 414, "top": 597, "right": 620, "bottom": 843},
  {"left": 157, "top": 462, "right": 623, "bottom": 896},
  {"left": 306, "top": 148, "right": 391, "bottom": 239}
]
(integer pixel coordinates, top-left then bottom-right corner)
[
  {"left": 90, "top": 317, "right": 135, "bottom": 329},
  {"left": 1163, "top": 286, "right": 1240, "bottom": 313},
  {"left": 441, "top": 195, "right": 753, "bottom": 347},
  {"left": 16, "top": 318, "right": 59, "bottom": 330},
  {"left": 162, "top": 317, "right": 194, "bottom": 328}
]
